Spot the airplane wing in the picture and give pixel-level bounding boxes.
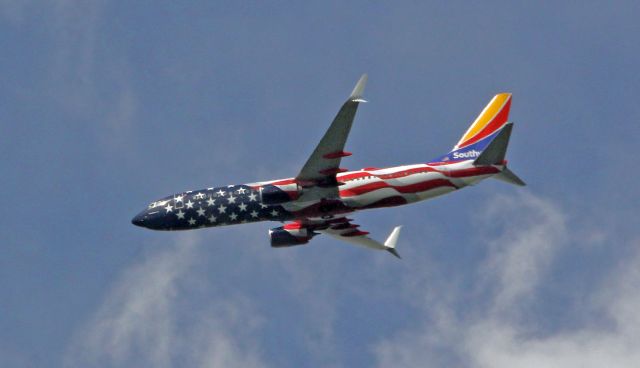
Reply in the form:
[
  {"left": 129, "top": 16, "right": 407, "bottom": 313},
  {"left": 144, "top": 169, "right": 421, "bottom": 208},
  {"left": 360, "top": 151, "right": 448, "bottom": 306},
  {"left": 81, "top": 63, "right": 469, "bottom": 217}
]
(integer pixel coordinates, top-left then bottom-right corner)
[
  {"left": 295, "top": 74, "right": 368, "bottom": 195},
  {"left": 311, "top": 217, "right": 402, "bottom": 258}
]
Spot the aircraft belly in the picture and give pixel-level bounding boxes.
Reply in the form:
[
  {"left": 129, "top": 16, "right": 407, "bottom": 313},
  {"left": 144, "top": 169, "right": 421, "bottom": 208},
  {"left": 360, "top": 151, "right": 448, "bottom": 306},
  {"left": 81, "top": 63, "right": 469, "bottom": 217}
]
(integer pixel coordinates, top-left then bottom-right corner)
[
  {"left": 343, "top": 187, "right": 411, "bottom": 208},
  {"left": 414, "top": 185, "right": 456, "bottom": 200}
]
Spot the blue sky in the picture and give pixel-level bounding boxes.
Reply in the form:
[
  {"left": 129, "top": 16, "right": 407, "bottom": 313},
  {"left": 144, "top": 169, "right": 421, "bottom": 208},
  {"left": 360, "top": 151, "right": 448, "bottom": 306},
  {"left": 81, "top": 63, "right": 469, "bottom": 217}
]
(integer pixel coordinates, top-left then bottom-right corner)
[{"left": 2, "top": 1, "right": 640, "bottom": 367}]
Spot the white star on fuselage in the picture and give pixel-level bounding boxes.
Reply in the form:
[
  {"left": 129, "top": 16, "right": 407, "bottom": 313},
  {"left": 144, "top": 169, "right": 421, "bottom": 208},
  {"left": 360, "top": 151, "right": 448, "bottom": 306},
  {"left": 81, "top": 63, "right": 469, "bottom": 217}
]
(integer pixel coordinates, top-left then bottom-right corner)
[
  {"left": 217, "top": 204, "right": 227, "bottom": 214},
  {"left": 229, "top": 213, "right": 238, "bottom": 221},
  {"left": 206, "top": 198, "right": 215, "bottom": 206},
  {"left": 248, "top": 193, "right": 257, "bottom": 201},
  {"left": 188, "top": 218, "right": 196, "bottom": 226},
  {"left": 196, "top": 208, "right": 206, "bottom": 217},
  {"left": 176, "top": 210, "right": 185, "bottom": 219},
  {"left": 270, "top": 209, "right": 279, "bottom": 217},
  {"left": 238, "top": 203, "right": 247, "bottom": 212},
  {"left": 237, "top": 187, "right": 246, "bottom": 194},
  {"left": 175, "top": 195, "right": 183, "bottom": 203},
  {"left": 250, "top": 210, "right": 259, "bottom": 218},
  {"left": 208, "top": 215, "right": 217, "bottom": 223},
  {"left": 227, "top": 195, "right": 236, "bottom": 204},
  {"left": 217, "top": 189, "right": 225, "bottom": 196},
  {"left": 165, "top": 204, "right": 173, "bottom": 213},
  {"left": 185, "top": 200, "right": 194, "bottom": 209}
]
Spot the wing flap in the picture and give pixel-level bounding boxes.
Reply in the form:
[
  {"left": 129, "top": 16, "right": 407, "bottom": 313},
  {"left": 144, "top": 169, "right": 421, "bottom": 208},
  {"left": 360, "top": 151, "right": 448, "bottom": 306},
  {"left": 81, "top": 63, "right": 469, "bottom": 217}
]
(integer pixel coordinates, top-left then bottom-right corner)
[{"left": 319, "top": 218, "right": 402, "bottom": 258}]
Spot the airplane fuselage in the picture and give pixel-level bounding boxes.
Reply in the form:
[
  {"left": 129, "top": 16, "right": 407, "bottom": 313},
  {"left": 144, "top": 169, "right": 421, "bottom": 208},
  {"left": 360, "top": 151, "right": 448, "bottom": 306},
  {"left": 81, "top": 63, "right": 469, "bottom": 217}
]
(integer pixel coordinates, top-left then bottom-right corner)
[
  {"left": 132, "top": 76, "right": 522, "bottom": 256},
  {"left": 131, "top": 160, "right": 500, "bottom": 231}
]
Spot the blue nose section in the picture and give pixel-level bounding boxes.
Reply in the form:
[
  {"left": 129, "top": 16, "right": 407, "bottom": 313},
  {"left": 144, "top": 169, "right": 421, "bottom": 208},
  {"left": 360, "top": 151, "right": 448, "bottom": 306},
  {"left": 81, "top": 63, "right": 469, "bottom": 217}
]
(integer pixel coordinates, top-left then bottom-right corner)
[{"left": 131, "top": 211, "right": 147, "bottom": 227}]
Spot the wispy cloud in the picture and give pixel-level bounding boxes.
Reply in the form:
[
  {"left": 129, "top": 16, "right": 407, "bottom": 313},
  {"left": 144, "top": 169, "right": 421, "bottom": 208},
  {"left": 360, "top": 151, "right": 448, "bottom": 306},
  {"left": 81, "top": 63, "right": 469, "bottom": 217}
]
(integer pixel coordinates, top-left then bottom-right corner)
[
  {"left": 48, "top": 0, "right": 138, "bottom": 153},
  {"left": 374, "top": 192, "right": 640, "bottom": 368},
  {"left": 64, "top": 234, "right": 266, "bottom": 368},
  {"left": 480, "top": 193, "right": 567, "bottom": 315}
]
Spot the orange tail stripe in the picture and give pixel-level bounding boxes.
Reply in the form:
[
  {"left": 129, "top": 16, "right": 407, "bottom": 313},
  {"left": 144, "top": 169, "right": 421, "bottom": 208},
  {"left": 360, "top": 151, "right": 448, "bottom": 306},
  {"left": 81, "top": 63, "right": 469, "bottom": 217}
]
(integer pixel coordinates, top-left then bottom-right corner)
[
  {"left": 458, "top": 93, "right": 511, "bottom": 148},
  {"left": 458, "top": 98, "right": 511, "bottom": 148}
]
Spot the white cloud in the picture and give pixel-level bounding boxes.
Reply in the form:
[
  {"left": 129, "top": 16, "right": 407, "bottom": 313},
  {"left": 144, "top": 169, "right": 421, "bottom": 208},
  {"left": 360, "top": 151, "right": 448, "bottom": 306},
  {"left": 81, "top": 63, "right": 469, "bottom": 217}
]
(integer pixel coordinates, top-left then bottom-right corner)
[
  {"left": 64, "top": 234, "right": 266, "bottom": 368},
  {"left": 480, "top": 192, "right": 567, "bottom": 315},
  {"left": 374, "top": 192, "right": 640, "bottom": 368}
]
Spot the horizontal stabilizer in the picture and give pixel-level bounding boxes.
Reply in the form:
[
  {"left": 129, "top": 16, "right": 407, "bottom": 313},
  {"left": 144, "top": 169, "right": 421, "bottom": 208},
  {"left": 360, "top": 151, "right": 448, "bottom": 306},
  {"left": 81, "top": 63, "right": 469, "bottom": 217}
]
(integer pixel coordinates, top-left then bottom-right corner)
[
  {"left": 473, "top": 123, "right": 513, "bottom": 166},
  {"left": 494, "top": 167, "right": 526, "bottom": 186}
]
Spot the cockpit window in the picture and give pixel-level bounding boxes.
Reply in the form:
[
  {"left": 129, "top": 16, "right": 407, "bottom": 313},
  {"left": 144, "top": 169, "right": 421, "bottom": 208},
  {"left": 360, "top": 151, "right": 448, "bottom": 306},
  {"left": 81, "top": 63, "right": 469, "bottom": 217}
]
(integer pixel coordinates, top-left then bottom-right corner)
[{"left": 148, "top": 200, "right": 168, "bottom": 209}]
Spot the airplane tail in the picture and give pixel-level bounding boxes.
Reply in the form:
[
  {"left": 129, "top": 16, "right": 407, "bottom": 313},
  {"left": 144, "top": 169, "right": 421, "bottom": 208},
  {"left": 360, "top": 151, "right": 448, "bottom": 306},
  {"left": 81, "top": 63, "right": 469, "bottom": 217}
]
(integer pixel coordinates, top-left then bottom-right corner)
[
  {"left": 429, "top": 93, "right": 525, "bottom": 186},
  {"left": 472, "top": 122, "right": 526, "bottom": 186}
]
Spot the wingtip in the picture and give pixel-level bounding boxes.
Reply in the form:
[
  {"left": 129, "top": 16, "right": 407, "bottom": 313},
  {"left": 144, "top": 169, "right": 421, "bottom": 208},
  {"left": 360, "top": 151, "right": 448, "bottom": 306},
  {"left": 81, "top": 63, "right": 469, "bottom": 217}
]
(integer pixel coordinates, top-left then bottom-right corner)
[
  {"left": 349, "top": 74, "right": 368, "bottom": 100},
  {"left": 384, "top": 225, "right": 402, "bottom": 247},
  {"left": 386, "top": 247, "right": 402, "bottom": 259},
  {"left": 384, "top": 225, "right": 402, "bottom": 259}
]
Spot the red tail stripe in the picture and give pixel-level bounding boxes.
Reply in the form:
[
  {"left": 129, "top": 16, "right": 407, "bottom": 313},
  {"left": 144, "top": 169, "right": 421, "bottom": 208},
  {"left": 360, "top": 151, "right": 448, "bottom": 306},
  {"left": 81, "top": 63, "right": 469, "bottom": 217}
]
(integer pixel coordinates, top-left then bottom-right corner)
[{"left": 458, "top": 99, "right": 511, "bottom": 148}]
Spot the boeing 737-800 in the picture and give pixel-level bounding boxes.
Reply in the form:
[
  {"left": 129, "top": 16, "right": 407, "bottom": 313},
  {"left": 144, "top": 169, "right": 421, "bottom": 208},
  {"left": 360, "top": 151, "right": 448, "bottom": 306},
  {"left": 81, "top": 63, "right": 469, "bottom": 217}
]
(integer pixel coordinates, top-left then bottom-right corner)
[{"left": 132, "top": 75, "right": 525, "bottom": 258}]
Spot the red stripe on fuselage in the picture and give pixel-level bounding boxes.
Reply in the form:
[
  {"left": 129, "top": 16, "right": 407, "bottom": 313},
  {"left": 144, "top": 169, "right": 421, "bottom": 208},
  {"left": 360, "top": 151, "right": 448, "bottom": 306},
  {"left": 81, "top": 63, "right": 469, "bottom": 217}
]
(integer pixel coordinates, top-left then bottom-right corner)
[
  {"left": 359, "top": 196, "right": 408, "bottom": 209},
  {"left": 264, "top": 165, "right": 497, "bottom": 193},
  {"left": 340, "top": 178, "right": 456, "bottom": 197},
  {"left": 269, "top": 178, "right": 297, "bottom": 186},
  {"left": 337, "top": 167, "right": 437, "bottom": 182},
  {"left": 444, "top": 166, "right": 499, "bottom": 178}
]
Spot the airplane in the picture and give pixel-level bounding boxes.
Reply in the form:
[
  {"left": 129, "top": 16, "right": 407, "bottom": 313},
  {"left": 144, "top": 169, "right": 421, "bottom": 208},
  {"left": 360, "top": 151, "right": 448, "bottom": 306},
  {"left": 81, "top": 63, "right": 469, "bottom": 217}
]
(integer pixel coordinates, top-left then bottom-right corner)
[{"left": 132, "top": 75, "right": 525, "bottom": 258}]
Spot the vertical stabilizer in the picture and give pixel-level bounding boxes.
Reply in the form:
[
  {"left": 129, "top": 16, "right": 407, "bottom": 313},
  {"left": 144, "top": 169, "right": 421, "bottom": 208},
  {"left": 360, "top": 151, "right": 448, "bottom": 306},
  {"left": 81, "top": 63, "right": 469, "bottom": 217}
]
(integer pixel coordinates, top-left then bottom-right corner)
[
  {"left": 473, "top": 123, "right": 513, "bottom": 165},
  {"left": 471, "top": 122, "right": 526, "bottom": 186},
  {"left": 455, "top": 93, "right": 512, "bottom": 150},
  {"left": 430, "top": 93, "right": 512, "bottom": 164}
]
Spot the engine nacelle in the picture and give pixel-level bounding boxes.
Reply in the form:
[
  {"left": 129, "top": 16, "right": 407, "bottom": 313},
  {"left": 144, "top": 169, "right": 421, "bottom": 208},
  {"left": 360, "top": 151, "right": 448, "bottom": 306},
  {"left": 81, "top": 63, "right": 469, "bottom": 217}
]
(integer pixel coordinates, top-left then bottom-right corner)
[
  {"left": 259, "top": 184, "right": 300, "bottom": 205},
  {"left": 269, "top": 226, "right": 313, "bottom": 247}
]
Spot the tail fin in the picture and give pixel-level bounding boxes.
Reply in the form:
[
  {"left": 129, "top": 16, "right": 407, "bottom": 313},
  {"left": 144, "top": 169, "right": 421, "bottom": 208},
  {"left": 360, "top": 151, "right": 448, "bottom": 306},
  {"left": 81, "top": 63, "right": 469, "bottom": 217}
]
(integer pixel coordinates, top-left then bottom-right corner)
[
  {"left": 429, "top": 93, "right": 525, "bottom": 186},
  {"left": 430, "top": 93, "right": 512, "bottom": 164},
  {"left": 473, "top": 122, "right": 513, "bottom": 165}
]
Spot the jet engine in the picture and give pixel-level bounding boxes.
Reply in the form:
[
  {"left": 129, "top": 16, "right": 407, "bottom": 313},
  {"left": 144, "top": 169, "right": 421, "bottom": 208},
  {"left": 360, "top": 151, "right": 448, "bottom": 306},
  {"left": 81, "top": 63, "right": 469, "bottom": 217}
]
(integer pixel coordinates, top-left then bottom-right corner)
[
  {"left": 269, "top": 226, "right": 315, "bottom": 247},
  {"left": 259, "top": 184, "right": 300, "bottom": 205}
]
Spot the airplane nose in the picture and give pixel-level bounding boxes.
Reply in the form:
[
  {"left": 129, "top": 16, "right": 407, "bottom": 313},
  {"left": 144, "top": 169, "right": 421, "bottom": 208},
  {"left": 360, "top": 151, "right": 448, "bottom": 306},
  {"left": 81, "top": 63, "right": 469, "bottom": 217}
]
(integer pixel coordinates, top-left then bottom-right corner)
[{"left": 131, "top": 212, "right": 146, "bottom": 227}]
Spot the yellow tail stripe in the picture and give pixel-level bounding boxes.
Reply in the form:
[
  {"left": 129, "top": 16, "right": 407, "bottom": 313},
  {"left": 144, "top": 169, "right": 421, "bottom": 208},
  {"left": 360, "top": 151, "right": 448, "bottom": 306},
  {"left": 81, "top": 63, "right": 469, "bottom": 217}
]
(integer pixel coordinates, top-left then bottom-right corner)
[{"left": 458, "top": 93, "right": 511, "bottom": 146}]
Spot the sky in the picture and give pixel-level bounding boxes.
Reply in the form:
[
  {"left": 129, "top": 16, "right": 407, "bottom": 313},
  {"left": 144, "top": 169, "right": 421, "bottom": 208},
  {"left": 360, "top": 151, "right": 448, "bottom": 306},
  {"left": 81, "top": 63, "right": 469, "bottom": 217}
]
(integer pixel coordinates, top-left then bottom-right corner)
[{"left": 1, "top": 1, "right": 640, "bottom": 367}]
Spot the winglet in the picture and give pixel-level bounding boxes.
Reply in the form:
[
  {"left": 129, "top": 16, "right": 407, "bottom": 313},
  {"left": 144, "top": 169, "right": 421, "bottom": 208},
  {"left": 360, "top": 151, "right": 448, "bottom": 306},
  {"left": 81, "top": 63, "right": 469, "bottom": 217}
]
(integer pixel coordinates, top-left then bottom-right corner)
[
  {"left": 384, "top": 226, "right": 403, "bottom": 259},
  {"left": 349, "top": 74, "right": 368, "bottom": 102}
]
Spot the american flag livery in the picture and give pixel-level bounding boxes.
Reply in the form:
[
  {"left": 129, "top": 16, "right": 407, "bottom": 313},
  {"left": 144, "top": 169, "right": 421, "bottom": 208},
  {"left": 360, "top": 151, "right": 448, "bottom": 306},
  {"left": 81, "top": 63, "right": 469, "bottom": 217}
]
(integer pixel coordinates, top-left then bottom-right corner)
[{"left": 132, "top": 76, "right": 525, "bottom": 258}]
